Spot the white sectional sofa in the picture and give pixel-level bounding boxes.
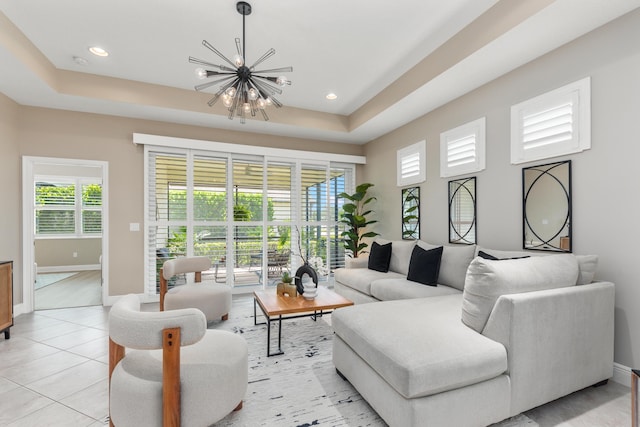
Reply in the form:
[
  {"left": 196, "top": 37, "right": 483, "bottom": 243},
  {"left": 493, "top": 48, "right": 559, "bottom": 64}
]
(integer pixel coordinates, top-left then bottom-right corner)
[{"left": 332, "top": 239, "right": 614, "bottom": 427}]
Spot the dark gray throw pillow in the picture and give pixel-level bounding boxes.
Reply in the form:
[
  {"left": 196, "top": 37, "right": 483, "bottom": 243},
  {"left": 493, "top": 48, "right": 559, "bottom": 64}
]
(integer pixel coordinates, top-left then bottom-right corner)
[
  {"left": 478, "top": 250, "right": 530, "bottom": 261},
  {"left": 407, "top": 245, "right": 443, "bottom": 286},
  {"left": 368, "top": 241, "right": 392, "bottom": 272}
]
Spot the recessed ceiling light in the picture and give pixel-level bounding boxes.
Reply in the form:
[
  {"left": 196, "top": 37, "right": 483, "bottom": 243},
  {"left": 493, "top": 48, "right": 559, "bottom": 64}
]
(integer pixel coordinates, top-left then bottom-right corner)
[
  {"left": 89, "top": 46, "right": 109, "bottom": 57},
  {"left": 326, "top": 93, "right": 337, "bottom": 100}
]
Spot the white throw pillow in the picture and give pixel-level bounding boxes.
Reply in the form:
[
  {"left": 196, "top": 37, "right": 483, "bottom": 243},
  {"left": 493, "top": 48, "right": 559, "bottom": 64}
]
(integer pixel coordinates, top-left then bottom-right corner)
[
  {"left": 418, "top": 241, "right": 476, "bottom": 290},
  {"left": 375, "top": 238, "right": 416, "bottom": 275},
  {"left": 461, "top": 254, "right": 579, "bottom": 333},
  {"left": 575, "top": 254, "right": 598, "bottom": 284}
]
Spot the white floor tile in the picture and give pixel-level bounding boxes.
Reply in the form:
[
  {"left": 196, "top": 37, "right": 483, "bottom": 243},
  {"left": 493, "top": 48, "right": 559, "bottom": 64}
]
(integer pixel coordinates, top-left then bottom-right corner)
[
  {"left": 26, "top": 360, "right": 108, "bottom": 401},
  {"left": 6, "top": 402, "right": 96, "bottom": 427}
]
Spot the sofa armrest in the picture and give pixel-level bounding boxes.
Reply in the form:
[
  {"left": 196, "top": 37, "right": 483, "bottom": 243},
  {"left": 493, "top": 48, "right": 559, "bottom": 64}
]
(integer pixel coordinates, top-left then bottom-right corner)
[
  {"left": 345, "top": 255, "right": 369, "bottom": 269},
  {"left": 482, "top": 281, "right": 614, "bottom": 415}
]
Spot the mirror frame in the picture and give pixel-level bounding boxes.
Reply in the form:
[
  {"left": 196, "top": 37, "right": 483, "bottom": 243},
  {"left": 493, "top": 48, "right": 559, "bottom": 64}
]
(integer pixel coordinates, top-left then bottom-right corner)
[
  {"left": 522, "top": 160, "right": 572, "bottom": 252},
  {"left": 448, "top": 177, "right": 476, "bottom": 245},
  {"left": 401, "top": 187, "right": 420, "bottom": 240}
]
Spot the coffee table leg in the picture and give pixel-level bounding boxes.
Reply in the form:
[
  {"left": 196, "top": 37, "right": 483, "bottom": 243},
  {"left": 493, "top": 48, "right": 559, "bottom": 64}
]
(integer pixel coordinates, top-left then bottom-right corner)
[
  {"left": 253, "top": 298, "right": 257, "bottom": 325},
  {"left": 265, "top": 315, "right": 284, "bottom": 357},
  {"left": 277, "top": 315, "right": 282, "bottom": 352}
]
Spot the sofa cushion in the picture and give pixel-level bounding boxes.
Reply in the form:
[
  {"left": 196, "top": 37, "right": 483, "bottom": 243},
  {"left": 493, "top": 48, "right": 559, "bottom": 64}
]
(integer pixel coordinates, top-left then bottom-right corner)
[
  {"left": 461, "top": 254, "right": 579, "bottom": 333},
  {"left": 407, "top": 245, "right": 443, "bottom": 286},
  {"left": 334, "top": 267, "right": 405, "bottom": 296},
  {"left": 418, "top": 242, "right": 476, "bottom": 291},
  {"left": 475, "top": 247, "right": 536, "bottom": 260},
  {"left": 375, "top": 238, "right": 416, "bottom": 275},
  {"left": 576, "top": 255, "right": 598, "bottom": 285},
  {"left": 368, "top": 241, "right": 392, "bottom": 272},
  {"left": 332, "top": 295, "right": 507, "bottom": 399},
  {"left": 370, "top": 278, "right": 461, "bottom": 301}
]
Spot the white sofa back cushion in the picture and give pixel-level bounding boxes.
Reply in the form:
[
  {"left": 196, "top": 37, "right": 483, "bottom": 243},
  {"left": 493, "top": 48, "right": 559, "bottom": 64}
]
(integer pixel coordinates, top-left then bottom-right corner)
[
  {"left": 461, "top": 254, "right": 579, "bottom": 333},
  {"left": 375, "top": 238, "right": 416, "bottom": 275},
  {"left": 418, "top": 241, "right": 476, "bottom": 291}
]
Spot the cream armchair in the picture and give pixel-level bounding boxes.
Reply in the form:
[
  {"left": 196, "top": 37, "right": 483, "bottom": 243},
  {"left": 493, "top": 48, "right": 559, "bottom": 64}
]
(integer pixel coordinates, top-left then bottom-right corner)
[
  {"left": 160, "top": 256, "right": 232, "bottom": 322},
  {"left": 108, "top": 294, "right": 248, "bottom": 427}
]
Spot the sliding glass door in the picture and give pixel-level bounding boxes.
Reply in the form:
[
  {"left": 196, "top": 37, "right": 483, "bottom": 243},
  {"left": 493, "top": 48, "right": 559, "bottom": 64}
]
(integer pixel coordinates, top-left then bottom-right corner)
[{"left": 145, "top": 146, "right": 353, "bottom": 295}]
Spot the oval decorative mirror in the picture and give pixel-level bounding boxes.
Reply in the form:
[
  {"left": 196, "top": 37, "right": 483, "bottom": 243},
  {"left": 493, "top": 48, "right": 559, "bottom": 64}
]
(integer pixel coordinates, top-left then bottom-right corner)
[
  {"left": 522, "top": 160, "right": 571, "bottom": 252},
  {"left": 449, "top": 177, "right": 476, "bottom": 245}
]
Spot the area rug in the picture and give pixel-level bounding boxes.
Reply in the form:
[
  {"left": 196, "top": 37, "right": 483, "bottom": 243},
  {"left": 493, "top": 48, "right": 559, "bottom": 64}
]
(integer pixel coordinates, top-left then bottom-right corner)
[{"left": 209, "top": 296, "right": 537, "bottom": 427}]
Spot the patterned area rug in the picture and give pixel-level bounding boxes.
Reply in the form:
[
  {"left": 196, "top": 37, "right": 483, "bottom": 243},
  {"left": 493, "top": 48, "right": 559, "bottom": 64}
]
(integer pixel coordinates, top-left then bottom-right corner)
[{"left": 211, "top": 296, "right": 537, "bottom": 427}]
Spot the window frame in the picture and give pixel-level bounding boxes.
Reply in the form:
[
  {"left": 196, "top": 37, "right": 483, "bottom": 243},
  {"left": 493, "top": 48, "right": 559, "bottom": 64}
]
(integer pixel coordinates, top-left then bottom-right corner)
[
  {"left": 34, "top": 176, "right": 103, "bottom": 239},
  {"left": 511, "top": 77, "right": 591, "bottom": 164},
  {"left": 440, "top": 117, "right": 486, "bottom": 178},
  {"left": 397, "top": 140, "right": 426, "bottom": 187}
]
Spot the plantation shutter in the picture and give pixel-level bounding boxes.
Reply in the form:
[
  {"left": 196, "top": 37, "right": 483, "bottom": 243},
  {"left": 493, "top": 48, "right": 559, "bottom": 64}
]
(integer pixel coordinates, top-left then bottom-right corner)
[
  {"left": 82, "top": 183, "right": 102, "bottom": 234},
  {"left": 35, "top": 182, "right": 76, "bottom": 235},
  {"left": 511, "top": 77, "right": 590, "bottom": 164},
  {"left": 396, "top": 141, "right": 426, "bottom": 187}
]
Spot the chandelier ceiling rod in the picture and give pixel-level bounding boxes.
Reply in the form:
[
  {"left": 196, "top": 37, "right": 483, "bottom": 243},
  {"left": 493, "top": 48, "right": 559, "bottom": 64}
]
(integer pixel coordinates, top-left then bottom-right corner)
[{"left": 189, "top": 1, "right": 292, "bottom": 124}]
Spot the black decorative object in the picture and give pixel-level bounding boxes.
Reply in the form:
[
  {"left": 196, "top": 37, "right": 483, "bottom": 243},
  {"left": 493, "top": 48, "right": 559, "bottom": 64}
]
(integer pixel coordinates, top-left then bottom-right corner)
[
  {"left": 401, "top": 187, "right": 420, "bottom": 240},
  {"left": 522, "top": 160, "right": 571, "bottom": 252},
  {"left": 448, "top": 177, "right": 476, "bottom": 244},
  {"left": 294, "top": 264, "right": 318, "bottom": 295}
]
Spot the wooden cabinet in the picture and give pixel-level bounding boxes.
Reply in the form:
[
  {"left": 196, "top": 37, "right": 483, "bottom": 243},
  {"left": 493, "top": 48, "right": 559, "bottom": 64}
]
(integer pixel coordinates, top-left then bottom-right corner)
[{"left": 0, "top": 261, "right": 13, "bottom": 339}]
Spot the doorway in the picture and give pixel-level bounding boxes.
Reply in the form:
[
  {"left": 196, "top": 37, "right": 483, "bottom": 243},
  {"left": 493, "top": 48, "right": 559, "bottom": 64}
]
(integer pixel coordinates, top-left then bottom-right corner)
[{"left": 22, "top": 157, "right": 109, "bottom": 312}]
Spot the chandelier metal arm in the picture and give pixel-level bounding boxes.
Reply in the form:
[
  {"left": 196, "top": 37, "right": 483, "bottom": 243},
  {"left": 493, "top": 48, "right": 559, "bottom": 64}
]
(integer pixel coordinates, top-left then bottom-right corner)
[
  {"left": 251, "top": 77, "right": 283, "bottom": 95},
  {"left": 251, "top": 66, "right": 293, "bottom": 74},
  {"left": 207, "top": 78, "right": 239, "bottom": 106},
  {"left": 194, "top": 75, "right": 235, "bottom": 92},
  {"left": 202, "top": 40, "right": 238, "bottom": 69},
  {"left": 189, "top": 57, "right": 237, "bottom": 73},
  {"left": 248, "top": 48, "right": 276, "bottom": 71}
]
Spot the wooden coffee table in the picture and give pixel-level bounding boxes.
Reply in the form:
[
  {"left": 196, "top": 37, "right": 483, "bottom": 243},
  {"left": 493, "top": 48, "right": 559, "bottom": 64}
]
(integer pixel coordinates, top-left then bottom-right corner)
[{"left": 253, "top": 286, "right": 353, "bottom": 357}]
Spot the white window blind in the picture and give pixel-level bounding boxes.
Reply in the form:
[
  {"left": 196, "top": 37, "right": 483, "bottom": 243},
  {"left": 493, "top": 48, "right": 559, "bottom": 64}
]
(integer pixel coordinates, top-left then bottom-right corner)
[
  {"left": 35, "top": 179, "right": 102, "bottom": 237},
  {"left": 397, "top": 140, "right": 426, "bottom": 187},
  {"left": 511, "top": 77, "right": 590, "bottom": 164},
  {"left": 440, "top": 117, "right": 486, "bottom": 178}
]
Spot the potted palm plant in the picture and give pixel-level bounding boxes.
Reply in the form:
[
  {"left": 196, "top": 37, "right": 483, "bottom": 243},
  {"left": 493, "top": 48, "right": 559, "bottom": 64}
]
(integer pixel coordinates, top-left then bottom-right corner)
[{"left": 339, "top": 183, "right": 379, "bottom": 258}]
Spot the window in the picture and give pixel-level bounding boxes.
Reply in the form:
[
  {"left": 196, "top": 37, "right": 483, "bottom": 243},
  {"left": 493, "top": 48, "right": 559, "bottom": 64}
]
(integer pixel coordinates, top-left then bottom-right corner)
[
  {"left": 511, "top": 77, "right": 591, "bottom": 164},
  {"left": 440, "top": 117, "right": 486, "bottom": 178},
  {"left": 397, "top": 140, "right": 426, "bottom": 187},
  {"left": 145, "top": 146, "right": 354, "bottom": 295},
  {"left": 35, "top": 179, "right": 102, "bottom": 237}
]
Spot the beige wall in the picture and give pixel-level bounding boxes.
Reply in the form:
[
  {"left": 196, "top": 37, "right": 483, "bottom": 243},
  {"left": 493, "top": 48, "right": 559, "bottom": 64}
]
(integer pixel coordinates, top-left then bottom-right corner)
[
  {"left": 35, "top": 238, "right": 102, "bottom": 268},
  {"left": 8, "top": 107, "right": 363, "bottom": 299},
  {"left": 0, "top": 93, "right": 21, "bottom": 302},
  {"left": 363, "top": 9, "right": 640, "bottom": 368}
]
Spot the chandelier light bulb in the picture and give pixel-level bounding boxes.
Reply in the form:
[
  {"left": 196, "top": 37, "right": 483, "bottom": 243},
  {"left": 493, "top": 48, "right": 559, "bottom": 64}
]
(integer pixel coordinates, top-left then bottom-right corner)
[
  {"left": 243, "top": 102, "right": 251, "bottom": 113},
  {"left": 266, "top": 97, "right": 273, "bottom": 106},
  {"left": 221, "top": 94, "right": 233, "bottom": 107},
  {"left": 257, "top": 98, "right": 266, "bottom": 109},
  {"left": 248, "top": 88, "right": 258, "bottom": 101},
  {"left": 225, "top": 87, "right": 237, "bottom": 98},
  {"left": 195, "top": 68, "right": 208, "bottom": 79},
  {"left": 233, "top": 54, "right": 244, "bottom": 67},
  {"left": 276, "top": 76, "right": 288, "bottom": 86}
]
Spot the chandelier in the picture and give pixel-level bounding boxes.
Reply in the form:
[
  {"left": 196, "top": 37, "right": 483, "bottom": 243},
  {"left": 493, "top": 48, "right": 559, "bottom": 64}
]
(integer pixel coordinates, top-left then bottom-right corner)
[{"left": 189, "top": 1, "right": 293, "bottom": 123}]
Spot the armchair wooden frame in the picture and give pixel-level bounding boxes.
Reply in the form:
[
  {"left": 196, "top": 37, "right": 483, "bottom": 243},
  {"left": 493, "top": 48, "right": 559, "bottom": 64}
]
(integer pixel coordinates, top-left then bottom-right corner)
[{"left": 109, "top": 327, "right": 182, "bottom": 427}]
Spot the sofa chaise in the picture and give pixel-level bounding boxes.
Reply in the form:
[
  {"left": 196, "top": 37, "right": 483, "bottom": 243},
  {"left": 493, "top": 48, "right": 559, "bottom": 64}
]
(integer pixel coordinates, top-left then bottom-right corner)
[{"left": 331, "top": 239, "right": 614, "bottom": 427}]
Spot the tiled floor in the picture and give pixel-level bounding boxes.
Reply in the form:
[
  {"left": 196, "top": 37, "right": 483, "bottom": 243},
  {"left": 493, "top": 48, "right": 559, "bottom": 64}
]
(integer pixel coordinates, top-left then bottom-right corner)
[
  {"left": 0, "top": 300, "right": 634, "bottom": 426},
  {"left": 0, "top": 305, "right": 110, "bottom": 426}
]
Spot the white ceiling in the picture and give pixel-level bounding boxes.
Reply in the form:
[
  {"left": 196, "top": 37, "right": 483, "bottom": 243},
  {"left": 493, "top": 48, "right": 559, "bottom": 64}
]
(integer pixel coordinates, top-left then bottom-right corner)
[{"left": 0, "top": 0, "right": 638, "bottom": 144}]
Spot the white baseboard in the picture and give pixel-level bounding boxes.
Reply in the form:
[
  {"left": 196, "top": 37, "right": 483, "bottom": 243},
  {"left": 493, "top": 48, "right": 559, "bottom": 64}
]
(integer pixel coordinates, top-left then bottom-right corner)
[
  {"left": 38, "top": 264, "right": 101, "bottom": 273},
  {"left": 613, "top": 362, "right": 631, "bottom": 387},
  {"left": 103, "top": 292, "right": 159, "bottom": 307},
  {"left": 12, "top": 303, "right": 25, "bottom": 317}
]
